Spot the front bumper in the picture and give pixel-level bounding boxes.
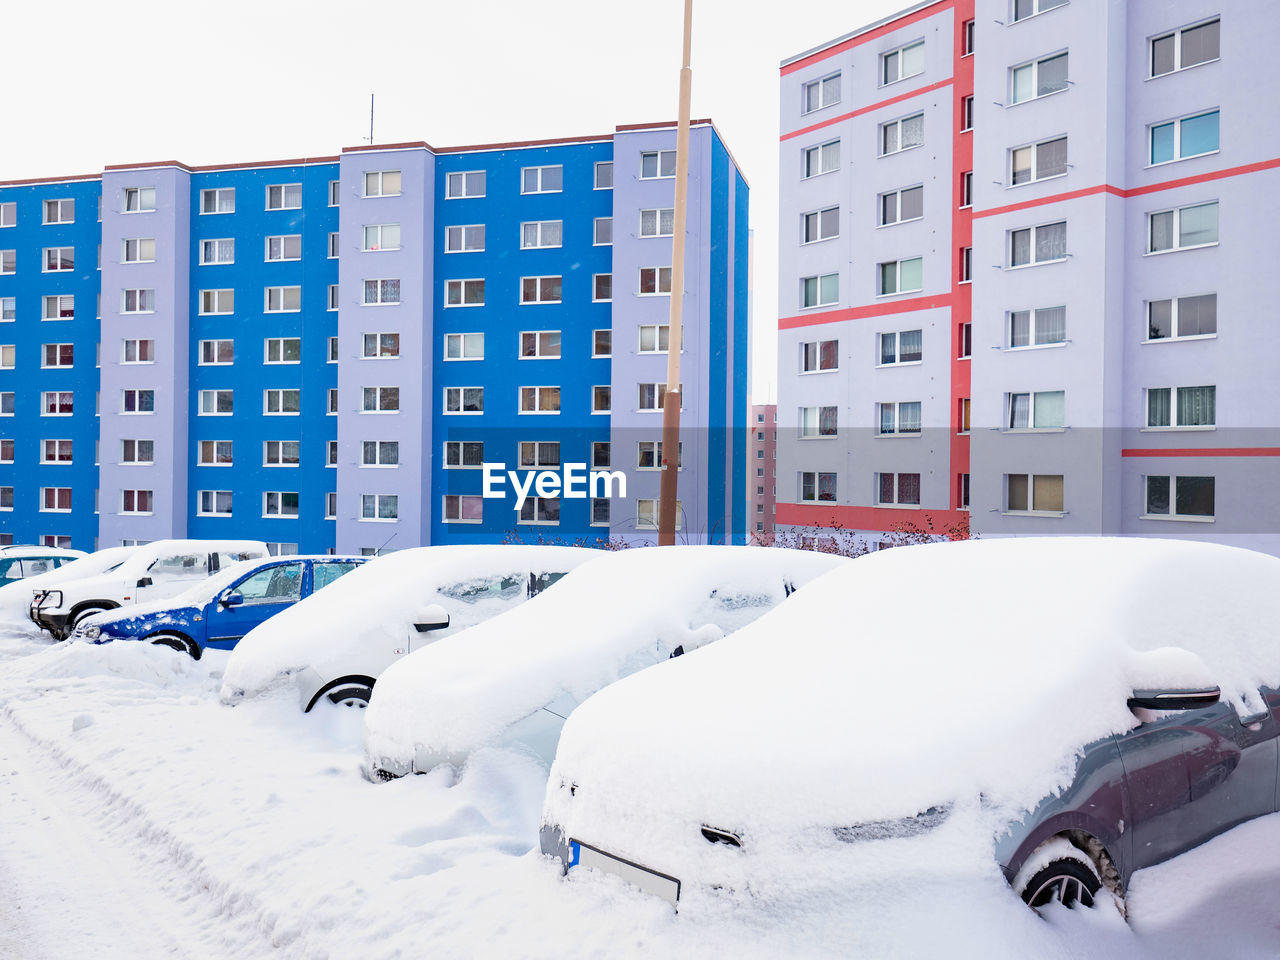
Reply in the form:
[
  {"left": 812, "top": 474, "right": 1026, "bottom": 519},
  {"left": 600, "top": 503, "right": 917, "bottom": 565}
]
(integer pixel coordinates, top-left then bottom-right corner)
[
  {"left": 541, "top": 825, "right": 681, "bottom": 907},
  {"left": 29, "top": 593, "right": 69, "bottom": 637}
]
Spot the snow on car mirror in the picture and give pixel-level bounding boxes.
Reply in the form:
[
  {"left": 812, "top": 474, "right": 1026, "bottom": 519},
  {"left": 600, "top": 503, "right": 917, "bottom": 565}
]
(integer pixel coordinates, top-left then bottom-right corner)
[
  {"left": 413, "top": 604, "right": 451, "bottom": 633},
  {"left": 1127, "top": 687, "right": 1221, "bottom": 711},
  {"left": 220, "top": 590, "right": 244, "bottom": 608}
]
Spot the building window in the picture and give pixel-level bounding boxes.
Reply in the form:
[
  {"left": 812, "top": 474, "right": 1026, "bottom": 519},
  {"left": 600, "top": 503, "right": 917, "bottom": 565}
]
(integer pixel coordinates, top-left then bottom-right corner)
[
  {"left": 799, "top": 406, "right": 838, "bottom": 438},
  {"left": 518, "top": 497, "right": 559, "bottom": 525},
  {"left": 325, "top": 440, "right": 338, "bottom": 467},
  {"left": 360, "top": 494, "right": 398, "bottom": 521},
  {"left": 592, "top": 274, "right": 612, "bottom": 302},
  {"left": 264, "top": 389, "right": 301, "bottom": 415},
  {"left": 879, "top": 330, "right": 923, "bottom": 365},
  {"left": 43, "top": 295, "right": 75, "bottom": 320},
  {"left": 199, "top": 289, "right": 233, "bottom": 315},
  {"left": 324, "top": 493, "right": 337, "bottom": 519},
  {"left": 639, "top": 208, "right": 675, "bottom": 237},
  {"left": 266, "top": 183, "right": 303, "bottom": 210},
  {"left": 958, "top": 473, "right": 970, "bottom": 509},
  {"left": 800, "top": 339, "right": 838, "bottom": 373},
  {"left": 1147, "top": 385, "right": 1215, "bottom": 428},
  {"left": 521, "top": 276, "right": 562, "bottom": 304},
  {"left": 265, "top": 234, "right": 302, "bottom": 261},
  {"left": 1009, "top": 305, "right": 1066, "bottom": 347},
  {"left": 802, "top": 206, "right": 840, "bottom": 243},
  {"left": 519, "top": 441, "right": 561, "bottom": 469},
  {"left": 637, "top": 441, "right": 682, "bottom": 470},
  {"left": 638, "top": 324, "right": 671, "bottom": 354},
  {"left": 197, "top": 390, "right": 232, "bottom": 415},
  {"left": 445, "top": 224, "right": 485, "bottom": 253},
  {"left": 958, "top": 398, "right": 971, "bottom": 434},
  {"left": 42, "top": 391, "right": 74, "bottom": 415},
  {"left": 40, "top": 487, "right": 72, "bottom": 512},
  {"left": 446, "top": 278, "right": 485, "bottom": 307},
  {"left": 1012, "top": 0, "right": 1066, "bottom": 20},
  {"left": 593, "top": 217, "right": 612, "bottom": 246},
  {"left": 881, "top": 113, "right": 924, "bottom": 155},
  {"left": 0, "top": 487, "right": 10, "bottom": 509},
  {"left": 41, "top": 343, "right": 73, "bottom": 368},
  {"left": 123, "top": 288, "right": 156, "bottom": 313},
  {"left": 877, "top": 401, "right": 922, "bottom": 436},
  {"left": 362, "top": 223, "right": 401, "bottom": 252},
  {"left": 636, "top": 498, "right": 681, "bottom": 530},
  {"left": 878, "top": 257, "right": 923, "bottom": 295},
  {"left": 1147, "top": 293, "right": 1216, "bottom": 340},
  {"left": 0, "top": 250, "right": 14, "bottom": 275},
  {"left": 1009, "top": 221, "right": 1067, "bottom": 266},
  {"left": 200, "top": 188, "right": 235, "bottom": 214},
  {"left": 445, "top": 170, "right": 485, "bottom": 199},
  {"left": 328, "top": 285, "right": 339, "bottom": 311},
  {"left": 877, "top": 472, "right": 921, "bottom": 506},
  {"left": 443, "top": 386, "right": 483, "bottom": 414},
  {"left": 801, "top": 73, "right": 840, "bottom": 114},
  {"left": 265, "top": 492, "right": 300, "bottom": 518},
  {"left": 521, "top": 220, "right": 563, "bottom": 249},
  {"left": 880, "top": 185, "right": 923, "bottom": 226},
  {"left": 327, "top": 389, "right": 338, "bottom": 414},
  {"left": 200, "top": 238, "right": 234, "bottom": 265},
  {"left": 0, "top": 297, "right": 13, "bottom": 321},
  {"left": 1151, "top": 18, "right": 1219, "bottom": 77},
  {"left": 200, "top": 440, "right": 235, "bottom": 465},
  {"left": 1145, "top": 475, "right": 1214, "bottom": 518},
  {"left": 262, "top": 440, "right": 299, "bottom": 466},
  {"left": 359, "top": 386, "right": 398, "bottom": 413},
  {"left": 0, "top": 344, "right": 13, "bottom": 368},
  {"left": 264, "top": 338, "right": 301, "bottom": 364},
  {"left": 41, "top": 439, "right": 73, "bottom": 463},
  {"left": 196, "top": 490, "right": 233, "bottom": 517},
  {"left": 199, "top": 339, "right": 234, "bottom": 365},
  {"left": 959, "top": 322, "right": 972, "bottom": 358},
  {"left": 121, "top": 489, "right": 154, "bottom": 515},
  {"left": 361, "top": 279, "right": 398, "bottom": 306},
  {"left": 590, "top": 498, "right": 610, "bottom": 527},
  {"left": 43, "top": 198, "right": 75, "bottom": 224},
  {"left": 882, "top": 40, "right": 924, "bottom": 85},
  {"left": 0, "top": 393, "right": 12, "bottom": 416},
  {"left": 519, "top": 385, "right": 561, "bottom": 414},
  {"left": 1011, "top": 52, "right": 1068, "bottom": 104},
  {"left": 443, "top": 494, "right": 483, "bottom": 523},
  {"left": 123, "top": 389, "right": 155, "bottom": 414},
  {"left": 521, "top": 165, "right": 563, "bottom": 194},
  {"left": 638, "top": 266, "right": 672, "bottom": 295},
  {"left": 1148, "top": 202, "right": 1218, "bottom": 253},
  {"left": 960, "top": 246, "right": 973, "bottom": 283},
  {"left": 361, "top": 441, "right": 399, "bottom": 467},
  {"left": 0, "top": 202, "right": 14, "bottom": 227},
  {"left": 592, "top": 330, "right": 612, "bottom": 358},
  {"left": 960, "top": 171, "right": 973, "bottom": 207},
  {"left": 1150, "top": 111, "right": 1219, "bottom": 165},
  {"left": 960, "top": 96, "right": 974, "bottom": 132},
  {"left": 328, "top": 232, "right": 340, "bottom": 258},
  {"left": 963, "top": 18, "right": 975, "bottom": 55},
  {"left": 591, "top": 442, "right": 610, "bottom": 469},
  {"left": 1005, "top": 474, "right": 1064, "bottom": 513},
  {"left": 121, "top": 439, "right": 153, "bottom": 464},
  {"left": 592, "top": 385, "right": 611, "bottom": 413},
  {"left": 594, "top": 162, "right": 613, "bottom": 189},
  {"left": 444, "top": 332, "right": 484, "bottom": 360},
  {"left": 444, "top": 440, "right": 484, "bottom": 469},
  {"left": 328, "top": 180, "right": 340, "bottom": 206},
  {"left": 637, "top": 382, "right": 679, "bottom": 412},
  {"left": 1007, "top": 390, "right": 1065, "bottom": 429},
  {"left": 44, "top": 246, "right": 74, "bottom": 272},
  {"left": 799, "top": 471, "right": 837, "bottom": 502},
  {"left": 1010, "top": 136, "right": 1068, "bottom": 185},
  {"left": 263, "top": 285, "right": 301, "bottom": 312},
  {"left": 640, "top": 150, "right": 677, "bottom": 179},
  {"left": 801, "top": 139, "right": 841, "bottom": 180},
  {"left": 520, "top": 330, "right": 561, "bottom": 359}
]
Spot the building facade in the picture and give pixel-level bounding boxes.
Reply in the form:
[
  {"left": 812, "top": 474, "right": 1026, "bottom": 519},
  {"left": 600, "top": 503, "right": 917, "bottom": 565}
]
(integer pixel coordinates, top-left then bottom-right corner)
[
  {"left": 750, "top": 403, "right": 777, "bottom": 542},
  {"left": 777, "top": 1, "right": 1280, "bottom": 554},
  {"left": 0, "top": 121, "right": 750, "bottom": 553}
]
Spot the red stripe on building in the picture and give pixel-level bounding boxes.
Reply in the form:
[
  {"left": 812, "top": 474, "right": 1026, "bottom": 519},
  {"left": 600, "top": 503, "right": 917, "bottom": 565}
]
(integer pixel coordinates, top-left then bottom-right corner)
[
  {"left": 780, "top": 79, "right": 955, "bottom": 142},
  {"left": 1122, "top": 447, "right": 1280, "bottom": 458},
  {"left": 780, "top": 0, "right": 955, "bottom": 76},
  {"left": 948, "top": 0, "right": 975, "bottom": 511},
  {"left": 778, "top": 293, "right": 954, "bottom": 330}
]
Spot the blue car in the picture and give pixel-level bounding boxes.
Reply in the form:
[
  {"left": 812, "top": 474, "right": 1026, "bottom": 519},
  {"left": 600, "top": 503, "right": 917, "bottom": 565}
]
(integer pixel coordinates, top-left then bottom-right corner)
[{"left": 71, "top": 555, "right": 366, "bottom": 658}]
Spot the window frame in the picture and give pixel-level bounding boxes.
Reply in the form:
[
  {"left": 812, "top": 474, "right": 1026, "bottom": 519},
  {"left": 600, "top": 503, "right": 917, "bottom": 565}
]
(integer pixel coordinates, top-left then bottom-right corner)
[
  {"left": 1005, "top": 390, "right": 1067, "bottom": 431},
  {"left": 1144, "top": 293, "right": 1217, "bottom": 342},
  {"left": 1004, "top": 472, "right": 1065, "bottom": 515},
  {"left": 1008, "top": 220, "right": 1067, "bottom": 268},
  {"left": 445, "top": 170, "right": 486, "bottom": 199},
  {"left": 1149, "top": 17, "right": 1220, "bottom": 79},
  {"left": 1142, "top": 474, "right": 1215, "bottom": 521},
  {"left": 800, "top": 73, "right": 841, "bottom": 115},
  {"left": 445, "top": 278, "right": 486, "bottom": 308},
  {"left": 521, "top": 165, "right": 563, "bottom": 195},
  {"left": 1009, "top": 51, "right": 1069, "bottom": 106},
  {"left": 265, "top": 183, "right": 303, "bottom": 211},
  {"left": 359, "top": 494, "right": 399, "bottom": 523},
  {"left": 443, "top": 386, "right": 484, "bottom": 415},
  {"left": 876, "top": 400, "right": 923, "bottom": 436},
  {"left": 263, "top": 388, "right": 301, "bottom": 417},
  {"left": 443, "top": 331, "right": 484, "bottom": 361},
  {"left": 199, "top": 188, "right": 235, "bottom": 215},
  {"left": 1148, "top": 110, "right": 1220, "bottom": 167},
  {"left": 880, "top": 112, "right": 925, "bottom": 156},
  {"left": 1146, "top": 201, "right": 1219, "bottom": 255}
]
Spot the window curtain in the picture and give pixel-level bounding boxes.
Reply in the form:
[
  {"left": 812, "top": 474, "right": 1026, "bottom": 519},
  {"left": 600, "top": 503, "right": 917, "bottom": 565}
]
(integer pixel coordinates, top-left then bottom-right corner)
[{"left": 1035, "top": 306, "right": 1066, "bottom": 343}]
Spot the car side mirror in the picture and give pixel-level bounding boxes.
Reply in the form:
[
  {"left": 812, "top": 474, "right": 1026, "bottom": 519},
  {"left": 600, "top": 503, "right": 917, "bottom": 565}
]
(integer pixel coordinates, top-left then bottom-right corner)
[
  {"left": 220, "top": 590, "right": 244, "bottom": 608},
  {"left": 1128, "top": 687, "right": 1221, "bottom": 711},
  {"left": 413, "top": 604, "right": 450, "bottom": 633},
  {"left": 136, "top": 577, "right": 152, "bottom": 588}
]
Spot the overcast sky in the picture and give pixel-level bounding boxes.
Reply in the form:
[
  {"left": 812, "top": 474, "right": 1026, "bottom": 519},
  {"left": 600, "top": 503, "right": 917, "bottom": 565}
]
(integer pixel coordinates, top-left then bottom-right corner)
[{"left": 2, "top": 0, "right": 908, "bottom": 399}]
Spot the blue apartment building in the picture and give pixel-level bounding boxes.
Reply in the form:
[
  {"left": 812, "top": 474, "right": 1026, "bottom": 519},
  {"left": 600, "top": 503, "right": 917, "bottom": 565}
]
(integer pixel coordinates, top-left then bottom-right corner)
[{"left": 0, "top": 121, "right": 750, "bottom": 553}]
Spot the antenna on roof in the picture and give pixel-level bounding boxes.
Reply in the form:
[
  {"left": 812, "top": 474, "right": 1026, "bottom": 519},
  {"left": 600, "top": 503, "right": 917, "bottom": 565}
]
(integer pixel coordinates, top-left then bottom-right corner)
[{"left": 363, "top": 94, "right": 375, "bottom": 145}]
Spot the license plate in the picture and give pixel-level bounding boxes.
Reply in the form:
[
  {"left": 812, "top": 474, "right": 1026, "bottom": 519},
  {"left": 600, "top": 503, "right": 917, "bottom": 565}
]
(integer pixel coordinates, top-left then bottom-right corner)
[{"left": 569, "top": 840, "right": 680, "bottom": 906}]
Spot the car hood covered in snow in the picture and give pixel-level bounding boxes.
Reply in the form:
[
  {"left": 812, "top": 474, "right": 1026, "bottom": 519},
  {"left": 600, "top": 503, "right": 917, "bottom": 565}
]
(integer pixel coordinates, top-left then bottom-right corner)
[
  {"left": 364, "top": 545, "right": 850, "bottom": 774},
  {"left": 219, "top": 545, "right": 599, "bottom": 700},
  {"left": 0, "top": 546, "right": 140, "bottom": 623},
  {"left": 543, "top": 538, "right": 1280, "bottom": 894}
]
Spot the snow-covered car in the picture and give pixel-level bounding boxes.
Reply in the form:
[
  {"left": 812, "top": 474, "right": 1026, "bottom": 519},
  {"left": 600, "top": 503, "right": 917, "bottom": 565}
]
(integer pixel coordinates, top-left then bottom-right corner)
[
  {"left": 364, "top": 545, "right": 851, "bottom": 780},
  {"left": 70, "top": 555, "right": 367, "bottom": 658},
  {"left": 219, "top": 544, "right": 598, "bottom": 712},
  {"left": 0, "top": 545, "right": 87, "bottom": 586},
  {"left": 30, "top": 539, "right": 268, "bottom": 639},
  {"left": 540, "top": 538, "right": 1280, "bottom": 913},
  {"left": 0, "top": 546, "right": 140, "bottom": 625}
]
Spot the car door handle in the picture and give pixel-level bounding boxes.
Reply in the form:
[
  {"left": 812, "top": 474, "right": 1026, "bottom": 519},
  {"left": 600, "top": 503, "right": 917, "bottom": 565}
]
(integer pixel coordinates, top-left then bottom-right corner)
[{"left": 1238, "top": 710, "right": 1270, "bottom": 727}]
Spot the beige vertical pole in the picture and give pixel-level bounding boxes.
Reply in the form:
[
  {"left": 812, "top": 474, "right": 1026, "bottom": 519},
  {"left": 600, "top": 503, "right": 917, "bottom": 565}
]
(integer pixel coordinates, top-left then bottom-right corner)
[{"left": 658, "top": 0, "right": 693, "bottom": 546}]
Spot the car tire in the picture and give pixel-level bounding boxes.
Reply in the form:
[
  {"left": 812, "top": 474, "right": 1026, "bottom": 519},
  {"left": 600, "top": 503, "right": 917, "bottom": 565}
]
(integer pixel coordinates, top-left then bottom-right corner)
[
  {"left": 325, "top": 684, "right": 372, "bottom": 708},
  {"left": 147, "top": 632, "right": 201, "bottom": 661},
  {"left": 1020, "top": 854, "right": 1102, "bottom": 910},
  {"left": 63, "top": 604, "right": 115, "bottom": 640}
]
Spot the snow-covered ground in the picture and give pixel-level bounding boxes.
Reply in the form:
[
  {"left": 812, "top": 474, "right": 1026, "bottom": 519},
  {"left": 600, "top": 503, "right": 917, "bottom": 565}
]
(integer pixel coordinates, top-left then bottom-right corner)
[{"left": 1, "top": 623, "right": 1277, "bottom": 959}]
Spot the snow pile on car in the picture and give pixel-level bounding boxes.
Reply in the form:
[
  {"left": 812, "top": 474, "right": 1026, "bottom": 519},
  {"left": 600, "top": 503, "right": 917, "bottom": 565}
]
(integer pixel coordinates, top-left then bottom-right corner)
[
  {"left": 364, "top": 545, "right": 850, "bottom": 772},
  {"left": 545, "top": 538, "right": 1280, "bottom": 891},
  {"left": 218, "top": 545, "right": 597, "bottom": 700}
]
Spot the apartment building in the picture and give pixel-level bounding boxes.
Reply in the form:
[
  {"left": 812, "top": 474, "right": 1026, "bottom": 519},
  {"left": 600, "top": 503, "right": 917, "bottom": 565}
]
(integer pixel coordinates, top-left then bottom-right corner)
[
  {"left": 0, "top": 120, "right": 750, "bottom": 553},
  {"left": 777, "top": 1, "right": 1280, "bottom": 554},
  {"left": 750, "top": 403, "right": 777, "bottom": 541}
]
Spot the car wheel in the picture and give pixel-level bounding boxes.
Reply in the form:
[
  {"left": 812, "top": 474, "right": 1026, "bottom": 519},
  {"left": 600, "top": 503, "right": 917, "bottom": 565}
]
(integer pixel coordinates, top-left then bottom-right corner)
[
  {"left": 148, "top": 632, "right": 201, "bottom": 660},
  {"left": 70, "top": 605, "right": 110, "bottom": 628},
  {"left": 1020, "top": 855, "right": 1101, "bottom": 910},
  {"left": 325, "top": 684, "right": 372, "bottom": 708}
]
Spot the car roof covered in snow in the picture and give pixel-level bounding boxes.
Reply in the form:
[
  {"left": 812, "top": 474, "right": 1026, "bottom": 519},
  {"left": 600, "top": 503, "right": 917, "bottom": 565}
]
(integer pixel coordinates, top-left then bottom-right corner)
[
  {"left": 364, "top": 545, "right": 851, "bottom": 767},
  {"left": 546, "top": 538, "right": 1280, "bottom": 841}
]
